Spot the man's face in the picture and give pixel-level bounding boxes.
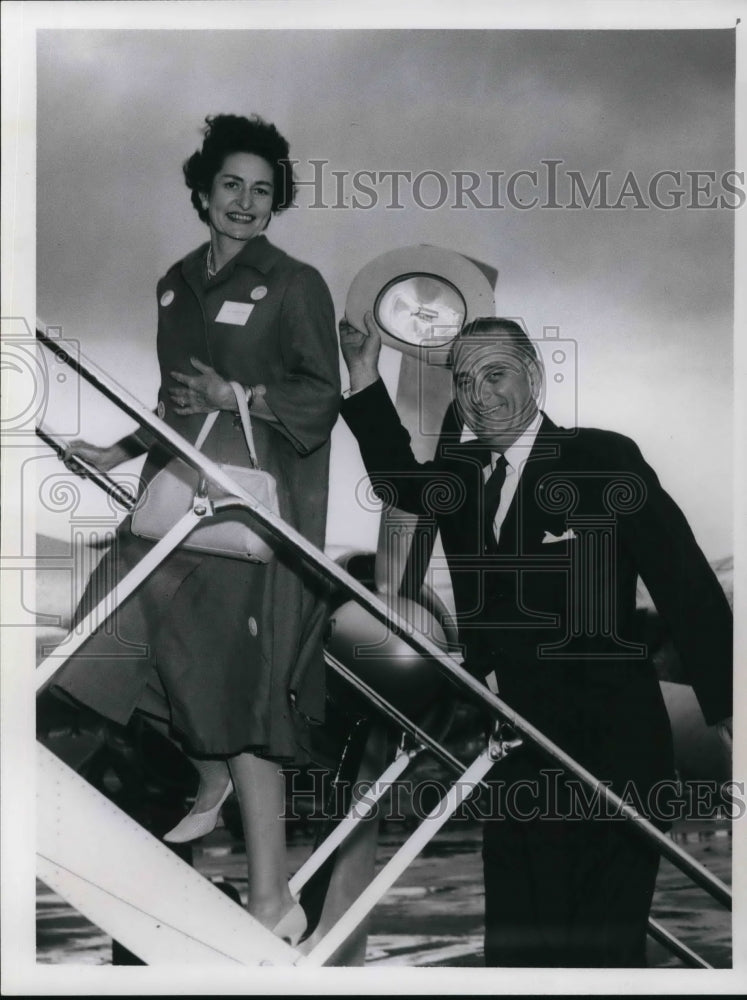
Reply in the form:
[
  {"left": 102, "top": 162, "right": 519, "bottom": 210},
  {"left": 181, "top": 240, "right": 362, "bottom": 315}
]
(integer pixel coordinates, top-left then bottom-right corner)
[{"left": 452, "top": 336, "right": 539, "bottom": 447}]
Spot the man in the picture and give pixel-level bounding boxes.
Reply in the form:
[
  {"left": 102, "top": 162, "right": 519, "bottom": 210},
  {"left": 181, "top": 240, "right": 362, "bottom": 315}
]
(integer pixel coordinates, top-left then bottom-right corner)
[{"left": 339, "top": 312, "right": 732, "bottom": 967}]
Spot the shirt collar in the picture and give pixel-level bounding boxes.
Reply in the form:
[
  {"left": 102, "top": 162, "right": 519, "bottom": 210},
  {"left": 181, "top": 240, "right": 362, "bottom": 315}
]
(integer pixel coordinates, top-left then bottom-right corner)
[{"left": 501, "top": 409, "right": 543, "bottom": 471}]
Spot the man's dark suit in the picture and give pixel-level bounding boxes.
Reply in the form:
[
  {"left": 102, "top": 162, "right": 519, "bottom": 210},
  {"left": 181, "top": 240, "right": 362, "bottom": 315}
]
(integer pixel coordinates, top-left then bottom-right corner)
[{"left": 342, "top": 378, "right": 732, "bottom": 967}]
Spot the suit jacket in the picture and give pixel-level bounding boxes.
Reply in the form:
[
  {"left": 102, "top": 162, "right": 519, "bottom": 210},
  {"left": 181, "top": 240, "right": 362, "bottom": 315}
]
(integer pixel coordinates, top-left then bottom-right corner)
[{"left": 342, "top": 379, "right": 732, "bottom": 799}]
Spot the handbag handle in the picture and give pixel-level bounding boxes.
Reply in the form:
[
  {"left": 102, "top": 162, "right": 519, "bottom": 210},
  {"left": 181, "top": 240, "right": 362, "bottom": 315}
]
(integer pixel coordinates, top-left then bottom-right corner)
[
  {"left": 190, "top": 382, "right": 261, "bottom": 469},
  {"left": 229, "top": 380, "right": 260, "bottom": 469}
]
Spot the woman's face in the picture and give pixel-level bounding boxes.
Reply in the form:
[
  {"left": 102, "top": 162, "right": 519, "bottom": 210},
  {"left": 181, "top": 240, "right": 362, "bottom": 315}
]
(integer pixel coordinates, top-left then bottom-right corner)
[{"left": 201, "top": 152, "right": 274, "bottom": 243}]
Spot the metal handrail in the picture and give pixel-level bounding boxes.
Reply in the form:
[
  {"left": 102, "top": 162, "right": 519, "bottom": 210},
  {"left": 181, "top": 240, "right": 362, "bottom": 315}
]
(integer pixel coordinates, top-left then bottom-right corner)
[
  {"left": 34, "top": 327, "right": 731, "bottom": 955},
  {"left": 35, "top": 424, "right": 137, "bottom": 510}
]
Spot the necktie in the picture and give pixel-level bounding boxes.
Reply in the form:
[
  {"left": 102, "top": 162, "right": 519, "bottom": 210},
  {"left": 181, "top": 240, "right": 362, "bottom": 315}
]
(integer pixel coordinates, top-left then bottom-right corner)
[{"left": 483, "top": 454, "right": 508, "bottom": 552}]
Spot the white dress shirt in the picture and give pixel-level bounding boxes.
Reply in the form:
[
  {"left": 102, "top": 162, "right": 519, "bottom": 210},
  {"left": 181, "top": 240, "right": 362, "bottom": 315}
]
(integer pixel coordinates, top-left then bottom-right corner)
[{"left": 461, "top": 409, "right": 543, "bottom": 544}]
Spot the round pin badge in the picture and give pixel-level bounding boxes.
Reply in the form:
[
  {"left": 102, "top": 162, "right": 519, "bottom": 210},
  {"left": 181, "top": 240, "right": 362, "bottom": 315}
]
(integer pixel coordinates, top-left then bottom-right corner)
[
  {"left": 160, "top": 290, "right": 175, "bottom": 307},
  {"left": 250, "top": 285, "right": 268, "bottom": 301},
  {"left": 156, "top": 401, "right": 166, "bottom": 419}
]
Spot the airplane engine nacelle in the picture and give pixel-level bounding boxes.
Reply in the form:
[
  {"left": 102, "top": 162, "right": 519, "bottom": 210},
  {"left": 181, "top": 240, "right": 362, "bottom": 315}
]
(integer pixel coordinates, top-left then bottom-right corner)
[{"left": 325, "top": 595, "right": 453, "bottom": 725}]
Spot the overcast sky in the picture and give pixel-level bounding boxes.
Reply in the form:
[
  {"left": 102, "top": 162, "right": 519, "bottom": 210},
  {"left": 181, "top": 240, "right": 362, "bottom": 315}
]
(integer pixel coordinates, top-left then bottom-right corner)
[{"left": 35, "top": 27, "right": 736, "bottom": 560}]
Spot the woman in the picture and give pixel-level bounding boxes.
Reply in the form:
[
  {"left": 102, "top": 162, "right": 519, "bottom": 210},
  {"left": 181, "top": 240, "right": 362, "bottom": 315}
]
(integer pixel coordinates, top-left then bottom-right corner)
[{"left": 52, "top": 113, "right": 340, "bottom": 943}]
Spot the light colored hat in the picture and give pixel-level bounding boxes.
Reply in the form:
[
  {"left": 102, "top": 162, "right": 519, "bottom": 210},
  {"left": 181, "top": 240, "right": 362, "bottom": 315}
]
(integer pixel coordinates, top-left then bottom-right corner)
[{"left": 345, "top": 244, "right": 496, "bottom": 364}]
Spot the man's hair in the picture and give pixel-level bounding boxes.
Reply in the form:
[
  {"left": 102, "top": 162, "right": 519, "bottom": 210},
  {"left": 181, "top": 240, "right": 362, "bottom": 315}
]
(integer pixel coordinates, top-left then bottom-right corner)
[{"left": 453, "top": 317, "right": 539, "bottom": 364}]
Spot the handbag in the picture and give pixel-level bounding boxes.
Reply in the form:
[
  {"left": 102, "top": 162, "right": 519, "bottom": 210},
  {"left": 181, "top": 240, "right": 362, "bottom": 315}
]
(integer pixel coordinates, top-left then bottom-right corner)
[{"left": 131, "top": 380, "right": 279, "bottom": 563}]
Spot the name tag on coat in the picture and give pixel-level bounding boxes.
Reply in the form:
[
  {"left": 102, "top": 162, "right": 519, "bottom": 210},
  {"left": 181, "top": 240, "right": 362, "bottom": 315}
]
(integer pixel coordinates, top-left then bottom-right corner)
[{"left": 215, "top": 300, "right": 255, "bottom": 325}]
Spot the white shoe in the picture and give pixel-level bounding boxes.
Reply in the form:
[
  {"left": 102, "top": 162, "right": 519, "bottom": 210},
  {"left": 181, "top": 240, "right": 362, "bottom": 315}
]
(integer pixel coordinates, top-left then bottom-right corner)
[
  {"left": 163, "top": 781, "right": 233, "bottom": 843},
  {"left": 272, "top": 901, "right": 307, "bottom": 947}
]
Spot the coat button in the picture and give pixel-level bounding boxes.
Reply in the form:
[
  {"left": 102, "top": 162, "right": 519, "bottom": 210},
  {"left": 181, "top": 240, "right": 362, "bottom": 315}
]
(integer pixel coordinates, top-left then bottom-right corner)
[
  {"left": 156, "top": 400, "right": 166, "bottom": 419},
  {"left": 247, "top": 616, "right": 258, "bottom": 637},
  {"left": 160, "top": 289, "right": 175, "bottom": 307}
]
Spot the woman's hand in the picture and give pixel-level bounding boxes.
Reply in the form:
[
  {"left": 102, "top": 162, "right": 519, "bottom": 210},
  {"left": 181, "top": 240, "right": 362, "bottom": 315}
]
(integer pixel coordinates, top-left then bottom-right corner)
[
  {"left": 62, "top": 440, "right": 129, "bottom": 474},
  {"left": 169, "top": 358, "right": 235, "bottom": 415},
  {"left": 339, "top": 311, "right": 382, "bottom": 394}
]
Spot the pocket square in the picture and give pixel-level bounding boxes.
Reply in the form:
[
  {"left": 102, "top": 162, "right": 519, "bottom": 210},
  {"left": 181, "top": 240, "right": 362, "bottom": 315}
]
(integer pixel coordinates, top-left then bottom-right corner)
[{"left": 542, "top": 528, "right": 576, "bottom": 544}]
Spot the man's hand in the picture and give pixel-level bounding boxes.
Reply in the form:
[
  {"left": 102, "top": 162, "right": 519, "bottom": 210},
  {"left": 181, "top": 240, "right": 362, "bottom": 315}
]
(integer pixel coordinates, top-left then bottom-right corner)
[
  {"left": 339, "top": 311, "right": 382, "bottom": 394},
  {"left": 169, "top": 358, "right": 235, "bottom": 414}
]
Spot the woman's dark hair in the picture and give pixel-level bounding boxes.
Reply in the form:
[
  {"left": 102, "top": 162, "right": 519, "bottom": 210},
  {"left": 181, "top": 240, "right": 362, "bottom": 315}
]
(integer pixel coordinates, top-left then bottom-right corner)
[{"left": 183, "top": 113, "right": 295, "bottom": 221}]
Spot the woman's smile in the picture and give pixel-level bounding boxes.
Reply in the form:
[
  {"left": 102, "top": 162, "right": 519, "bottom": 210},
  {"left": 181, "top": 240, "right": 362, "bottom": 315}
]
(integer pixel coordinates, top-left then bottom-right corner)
[{"left": 226, "top": 211, "right": 258, "bottom": 224}]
